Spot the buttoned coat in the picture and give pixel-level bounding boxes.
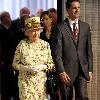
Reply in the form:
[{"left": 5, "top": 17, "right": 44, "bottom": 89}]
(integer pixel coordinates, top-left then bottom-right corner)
[{"left": 51, "top": 18, "right": 93, "bottom": 82}]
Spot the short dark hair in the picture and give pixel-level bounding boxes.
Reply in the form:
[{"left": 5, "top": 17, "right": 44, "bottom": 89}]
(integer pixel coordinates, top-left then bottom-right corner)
[{"left": 66, "top": 0, "right": 80, "bottom": 9}]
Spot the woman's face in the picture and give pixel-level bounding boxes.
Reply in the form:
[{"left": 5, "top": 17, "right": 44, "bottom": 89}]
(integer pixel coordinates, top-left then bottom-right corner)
[
  {"left": 41, "top": 14, "right": 52, "bottom": 28},
  {"left": 28, "top": 29, "right": 40, "bottom": 42}
]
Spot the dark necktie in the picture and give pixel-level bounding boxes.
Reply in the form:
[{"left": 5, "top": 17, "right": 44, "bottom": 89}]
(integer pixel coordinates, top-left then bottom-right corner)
[{"left": 73, "top": 22, "right": 79, "bottom": 43}]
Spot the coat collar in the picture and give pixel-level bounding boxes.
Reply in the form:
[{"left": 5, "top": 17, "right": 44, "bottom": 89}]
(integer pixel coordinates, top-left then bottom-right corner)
[
  {"left": 64, "top": 18, "right": 75, "bottom": 43},
  {"left": 64, "top": 18, "right": 83, "bottom": 45}
]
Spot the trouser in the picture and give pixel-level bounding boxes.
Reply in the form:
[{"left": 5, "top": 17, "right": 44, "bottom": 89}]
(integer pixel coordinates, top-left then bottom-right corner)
[{"left": 59, "top": 74, "right": 89, "bottom": 100}]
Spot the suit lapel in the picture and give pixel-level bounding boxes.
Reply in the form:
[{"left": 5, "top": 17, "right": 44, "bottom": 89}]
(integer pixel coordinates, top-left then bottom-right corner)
[
  {"left": 64, "top": 18, "right": 76, "bottom": 44},
  {"left": 78, "top": 20, "right": 83, "bottom": 45},
  {"left": 63, "top": 19, "right": 85, "bottom": 47}
]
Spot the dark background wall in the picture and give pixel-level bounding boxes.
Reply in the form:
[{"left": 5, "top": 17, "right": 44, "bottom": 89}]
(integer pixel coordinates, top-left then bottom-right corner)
[{"left": 57, "top": 0, "right": 99, "bottom": 100}]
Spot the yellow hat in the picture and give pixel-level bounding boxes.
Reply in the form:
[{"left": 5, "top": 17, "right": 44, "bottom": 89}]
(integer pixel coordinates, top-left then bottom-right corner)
[{"left": 24, "top": 16, "right": 43, "bottom": 32}]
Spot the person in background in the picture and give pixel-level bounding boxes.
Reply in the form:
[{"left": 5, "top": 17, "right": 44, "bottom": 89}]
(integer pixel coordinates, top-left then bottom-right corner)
[
  {"left": 10, "top": 7, "right": 30, "bottom": 46},
  {"left": 40, "top": 10, "right": 61, "bottom": 100},
  {"left": 0, "top": 11, "right": 14, "bottom": 99},
  {"left": 0, "top": 11, "right": 12, "bottom": 66},
  {"left": 36, "top": 8, "right": 44, "bottom": 17},
  {"left": 51, "top": 0, "right": 93, "bottom": 100},
  {"left": 12, "top": 16, "right": 55, "bottom": 100},
  {"left": 40, "top": 11, "right": 53, "bottom": 43},
  {"left": 48, "top": 8, "right": 57, "bottom": 26}
]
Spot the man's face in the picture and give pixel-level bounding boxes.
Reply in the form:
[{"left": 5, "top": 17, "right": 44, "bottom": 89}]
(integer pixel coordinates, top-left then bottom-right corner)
[
  {"left": 67, "top": 1, "right": 80, "bottom": 20},
  {"left": 4, "top": 13, "right": 12, "bottom": 26}
]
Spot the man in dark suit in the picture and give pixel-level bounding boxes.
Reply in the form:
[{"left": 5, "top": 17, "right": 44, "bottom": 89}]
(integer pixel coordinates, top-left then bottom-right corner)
[
  {"left": 10, "top": 7, "right": 30, "bottom": 47},
  {"left": 0, "top": 11, "right": 14, "bottom": 99},
  {"left": 51, "top": 0, "right": 93, "bottom": 100}
]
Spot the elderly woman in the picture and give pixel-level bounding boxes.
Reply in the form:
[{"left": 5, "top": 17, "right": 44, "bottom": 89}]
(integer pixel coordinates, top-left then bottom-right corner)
[{"left": 12, "top": 17, "right": 54, "bottom": 100}]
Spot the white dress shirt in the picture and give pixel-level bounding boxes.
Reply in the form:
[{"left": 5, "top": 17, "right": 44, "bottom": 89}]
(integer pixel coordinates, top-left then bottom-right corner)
[{"left": 68, "top": 18, "right": 79, "bottom": 31}]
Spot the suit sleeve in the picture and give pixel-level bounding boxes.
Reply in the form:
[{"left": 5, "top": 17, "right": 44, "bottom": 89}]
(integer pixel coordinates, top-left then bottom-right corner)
[
  {"left": 51, "top": 25, "right": 65, "bottom": 74},
  {"left": 87, "top": 25, "right": 93, "bottom": 72}
]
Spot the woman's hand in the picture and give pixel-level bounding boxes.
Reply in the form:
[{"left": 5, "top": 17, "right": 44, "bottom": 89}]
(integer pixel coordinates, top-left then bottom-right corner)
[{"left": 47, "top": 64, "right": 55, "bottom": 72}]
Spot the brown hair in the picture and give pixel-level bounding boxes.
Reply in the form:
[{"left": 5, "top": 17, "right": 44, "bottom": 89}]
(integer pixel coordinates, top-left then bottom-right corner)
[{"left": 66, "top": 0, "right": 80, "bottom": 9}]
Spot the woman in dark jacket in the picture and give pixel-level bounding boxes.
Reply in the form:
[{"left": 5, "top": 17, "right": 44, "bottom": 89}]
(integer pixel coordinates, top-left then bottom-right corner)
[{"left": 40, "top": 10, "right": 61, "bottom": 100}]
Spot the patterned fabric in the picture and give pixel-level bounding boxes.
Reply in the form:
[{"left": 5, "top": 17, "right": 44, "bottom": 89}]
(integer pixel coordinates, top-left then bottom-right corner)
[
  {"left": 72, "top": 22, "right": 79, "bottom": 43},
  {"left": 12, "top": 39, "right": 54, "bottom": 100}
]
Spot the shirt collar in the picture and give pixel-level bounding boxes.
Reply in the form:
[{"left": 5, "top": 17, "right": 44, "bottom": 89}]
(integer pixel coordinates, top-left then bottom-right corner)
[
  {"left": 68, "top": 17, "right": 78, "bottom": 25},
  {"left": 68, "top": 17, "right": 79, "bottom": 30}
]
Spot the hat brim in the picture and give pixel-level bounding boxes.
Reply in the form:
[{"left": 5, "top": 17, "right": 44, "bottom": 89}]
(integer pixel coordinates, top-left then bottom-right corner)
[{"left": 25, "top": 27, "right": 43, "bottom": 31}]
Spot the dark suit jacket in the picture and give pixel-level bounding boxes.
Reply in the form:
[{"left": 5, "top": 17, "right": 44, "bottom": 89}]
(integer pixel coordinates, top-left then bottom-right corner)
[
  {"left": 51, "top": 18, "right": 93, "bottom": 82},
  {"left": 9, "top": 18, "right": 27, "bottom": 46},
  {"left": 0, "top": 24, "right": 11, "bottom": 67},
  {"left": 40, "top": 29, "right": 54, "bottom": 44}
]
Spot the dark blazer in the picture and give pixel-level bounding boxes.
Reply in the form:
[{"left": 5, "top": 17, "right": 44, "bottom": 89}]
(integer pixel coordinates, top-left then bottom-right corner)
[
  {"left": 40, "top": 29, "right": 54, "bottom": 44},
  {"left": 51, "top": 18, "right": 93, "bottom": 82},
  {"left": 9, "top": 18, "right": 27, "bottom": 46},
  {"left": 0, "top": 24, "right": 11, "bottom": 66},
  {"left": 40, "top": 29, "right": 50, "bottom": 42}
]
